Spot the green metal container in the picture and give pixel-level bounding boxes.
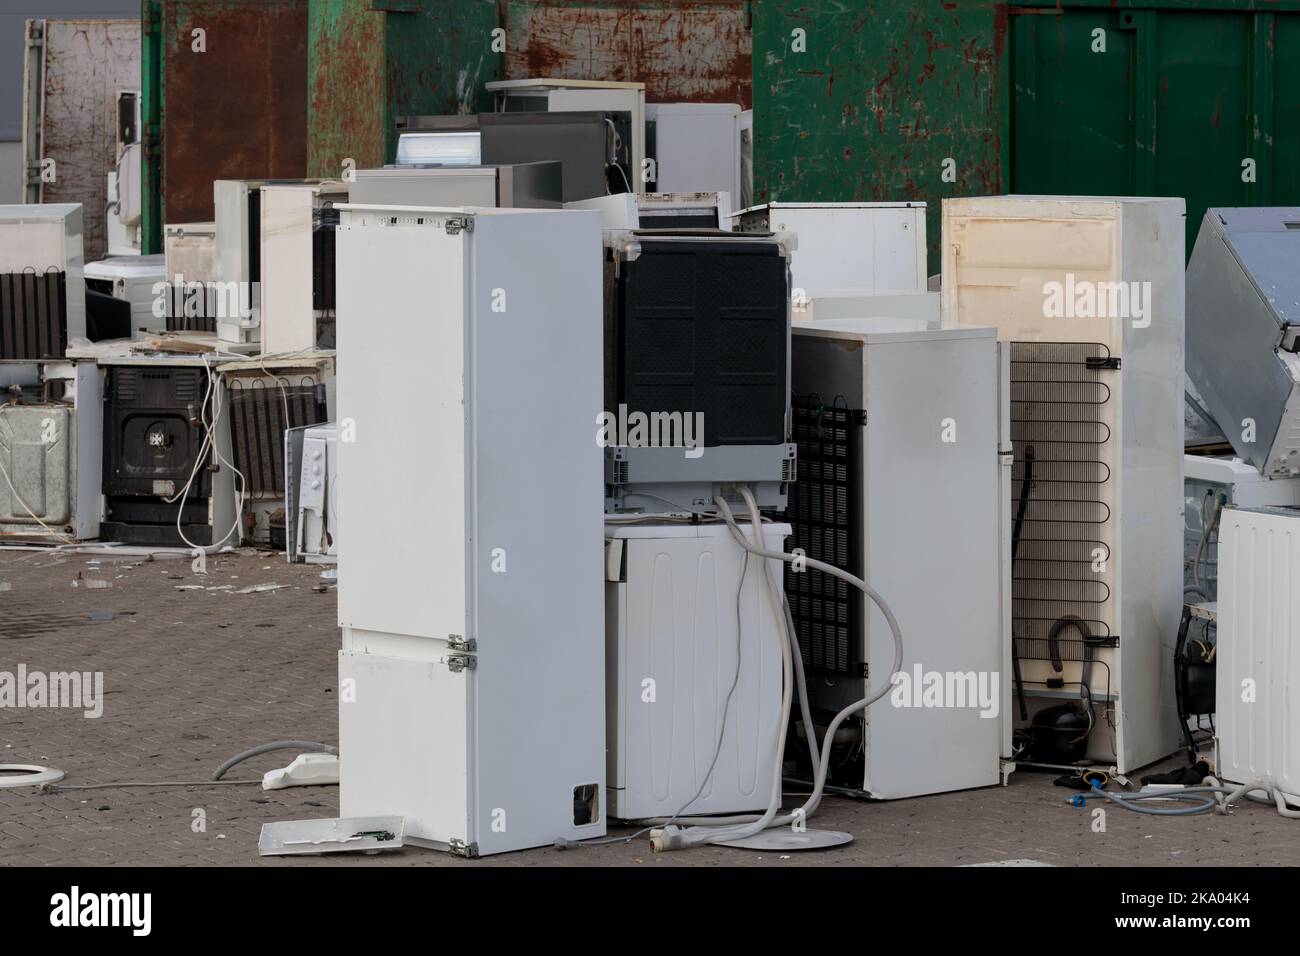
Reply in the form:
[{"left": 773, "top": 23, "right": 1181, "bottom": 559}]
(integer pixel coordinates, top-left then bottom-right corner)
[
  {"left": 753, "top": 0, "right": 1300, "bottom": 272},
  {"left": 305, "top": 0, "right": 753, "bottom": 178},
  {"left": 306, "top": 0, "right": 500, "bottom": 179}
]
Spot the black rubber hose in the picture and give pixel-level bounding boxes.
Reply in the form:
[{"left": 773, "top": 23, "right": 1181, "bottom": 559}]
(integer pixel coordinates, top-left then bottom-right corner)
[{"left": 1009, "top": 444, "right": 1035, "bottom": 721}]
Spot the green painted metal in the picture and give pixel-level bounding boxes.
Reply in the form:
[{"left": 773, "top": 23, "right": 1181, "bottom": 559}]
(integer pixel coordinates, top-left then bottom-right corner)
[
  {"left": 1011, "top": 4, "right": 1300, "bottom": 258},
  {"left": 307, "top": 0, "right": 501, "bottom": 177},
  {"left": 753, "top": 0, "right": 1300, "bottom": 273},
  {"left": 751, "top": 1, "right": 1007, "bottom": 276},
  {"left": 142, "top": 0, "right": 163, "bottom": 254}
]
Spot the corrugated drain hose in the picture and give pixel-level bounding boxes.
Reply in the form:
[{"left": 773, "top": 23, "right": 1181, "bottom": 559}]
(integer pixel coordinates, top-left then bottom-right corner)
[
  {"left": 212, "top": 741, "right": 338, "bottom": 781},
  {"left": 648, "top": 486, "right": 905, "bottom": 850}
]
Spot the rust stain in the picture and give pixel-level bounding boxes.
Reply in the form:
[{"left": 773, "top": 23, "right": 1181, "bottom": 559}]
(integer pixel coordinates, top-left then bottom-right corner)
[
  {"left": 503, "top": 1, "right": 753, "bottom": 107},
  {"left": 307, "top": 2, "right": 385, "bottom": 176},
  {"left": 163, "top": 1, "right": 309, "bottom": 225}
]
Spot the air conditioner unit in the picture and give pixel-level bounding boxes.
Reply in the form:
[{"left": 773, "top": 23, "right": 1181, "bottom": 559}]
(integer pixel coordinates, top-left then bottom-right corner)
[
  {"left": 941, "top": 195, "right": 1185, "bottom": 773},
  {"left": 259, "top": 182, "right": 347, "bottom": 353},
  {"left": 82, "top": 255, "right": 166, "bottom": 335},
  {"left": 1186, "top": 207, "right": 1300, "bottom": 477},
  {"left": 98, "top": 357, "right": 237, "bottom": 548},
  {"left": 0, "top": 361, "right": 101, "bottom": 541},
  {"left": 732, "top": 202, "right": 928, "bottom": 300},
  {"left": 219, "top": 354, "right": 333, "bottom": 546},
  {"left": 0, "top": 203, "right": 86, "bottom": 358},
  {"left": 163, "top": 222, "right": 218, "bottom": 333},
  {"left": 349, "top": 163, "right": 562, "bottom": 209},
  {"left": 604, "top": 521, "right": 788, "bottom": 820},
  {"left": 334, "top": 204, "right": 605, "bottom": 856},
  {"left": 602, "top": 230, "right": 797, "bottom": 513},
  {"left": 1215, "top": 506, "right": 1300, "bottom": 806},
  {"left": 567, "top": 191, "right": 732, "bottom": 230},
  {"left": 285, "top": 421, "right": 336, "bottom": 563},
  {"left": 788, "top": 321, "right": 1010, "bottom": 796},
  {"left": 486, "top": 78, "right": 645, "bottom": 193},
  {"left": 645, "top": 103, "right": 742, "bottom": 200}
]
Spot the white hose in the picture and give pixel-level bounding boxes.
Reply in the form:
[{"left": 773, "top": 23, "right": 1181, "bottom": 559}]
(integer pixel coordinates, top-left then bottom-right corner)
[{"left": 649, "top": 487, "right": 906, "bottom": 850}]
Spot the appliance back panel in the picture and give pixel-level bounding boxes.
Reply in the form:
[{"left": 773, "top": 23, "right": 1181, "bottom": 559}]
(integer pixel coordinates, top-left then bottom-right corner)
[
  {"left": 229, "top": 378, "right": 326, "bottom": 497},
  {"left": 0, "top": 270, "right": 67, "bottom": 360},
  {"left": 615, "top": 238, "right": 787, "bottom": 446},
  {"left": 103, "top": 366, "right": 210, "bottom": 500},
  {"left": 480, "top": 112, "right": 612, "bottom": 202},
  {"left": 783, "top": 399, "right": 863, "bottom": 674}
]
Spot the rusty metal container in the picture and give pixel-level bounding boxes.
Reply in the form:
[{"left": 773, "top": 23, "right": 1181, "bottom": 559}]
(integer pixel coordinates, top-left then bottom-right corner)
[
  {"left": 142, "top": 0, "right": 309, "bottom": 253},
  {"left": 306, "top": 0, "right": 752, "bottom": 177}
]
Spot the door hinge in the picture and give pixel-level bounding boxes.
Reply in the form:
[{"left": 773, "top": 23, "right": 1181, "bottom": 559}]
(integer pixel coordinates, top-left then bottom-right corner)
[
  {"left": 448, "top": 838, "right": 478, "bottom": 858},
  {"left": 446, "top": 653, "right": 476, "bottom": 673},
  {"left": 1085, "top": 356, "right": 1121, "bottom": 371},
  {"left": 445, "top": 217, "right": 474, "bottom": 235},
  {"left": 445, "top": 635, "right": 477, "bottom": 673}
]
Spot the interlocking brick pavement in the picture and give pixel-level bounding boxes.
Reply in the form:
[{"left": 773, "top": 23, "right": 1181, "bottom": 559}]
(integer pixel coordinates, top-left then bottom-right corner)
[{"left": 1, "top": 550, "right": 1296, "bottom": 867}]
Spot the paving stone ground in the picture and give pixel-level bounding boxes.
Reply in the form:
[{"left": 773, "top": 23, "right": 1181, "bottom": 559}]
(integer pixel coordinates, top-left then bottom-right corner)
[{"left": 1, "top": 550, "right": 1296, "bottom": 867}]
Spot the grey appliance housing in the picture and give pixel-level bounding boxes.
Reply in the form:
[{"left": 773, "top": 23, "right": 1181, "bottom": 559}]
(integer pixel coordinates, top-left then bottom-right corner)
[
  {"left": 1186, "top": 207, "right": 1300, "bottom": 475},
  {"left": 349, "top": 162, "right": 562, "bottom": 208},
  {"left": 602, "top": 230, "right": 796, "bottom": 513},
  {"left": 395, "top": 112, "right": 617, "bottom": 202}
]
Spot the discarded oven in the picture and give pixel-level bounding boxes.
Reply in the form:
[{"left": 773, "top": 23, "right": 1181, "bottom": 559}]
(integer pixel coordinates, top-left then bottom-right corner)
[
  {"left": 220, "top": 355, "right": 334, "bottom": 547},
  {"left": 0, "top": 361, "right": 101, "bottom": 541},
  {"left": 98, "top": 356, "right": 238, "bottom": 547}
]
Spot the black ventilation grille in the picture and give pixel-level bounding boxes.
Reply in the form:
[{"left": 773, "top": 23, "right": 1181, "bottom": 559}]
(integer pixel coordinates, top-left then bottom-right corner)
[
  {"left": 313, "top": 208, "right": 339, "bottom": 312},
  {"left": 0, "top": 269, "right": 67, "bottom": 359},
  {"left": 229, "top": 377, "right": 326, "bottom": 498},
  {"left": 165, "top": 284, "right": 218, "bottom": 333},
  {"left": 1010, "top": 341, "right": 1116, "bottom": 665},
  {"left": 782, "top": 398, "right": 863, "bottom": 675},
  {"left": 102, "top": 365, "right": 210, "bottom": 499},
  {"left": 613, "top": 238, "right": 788, "bottom": 446}
]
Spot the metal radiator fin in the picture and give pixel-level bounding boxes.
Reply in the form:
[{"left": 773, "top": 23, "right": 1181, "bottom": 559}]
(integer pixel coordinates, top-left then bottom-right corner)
[
  {"left": 782, "top": 399, "right": 862, "bottom": 675},
  {"left": 0, "top": 269, "right": 67, "bottom": 360},
  {"left": 1010, "top": 341, "right": 1116, "bottom": 665},
  {"left": 229, "top": 377, "right": 325, "bottom": 498}
]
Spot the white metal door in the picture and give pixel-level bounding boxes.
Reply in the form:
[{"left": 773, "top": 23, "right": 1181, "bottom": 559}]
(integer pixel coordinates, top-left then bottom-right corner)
[
  {"left": 335, "top": 210, "right": 469, "bottom": 641},
  {"left": 338, "top": 650, "right": 470, "bottom": 847}
]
